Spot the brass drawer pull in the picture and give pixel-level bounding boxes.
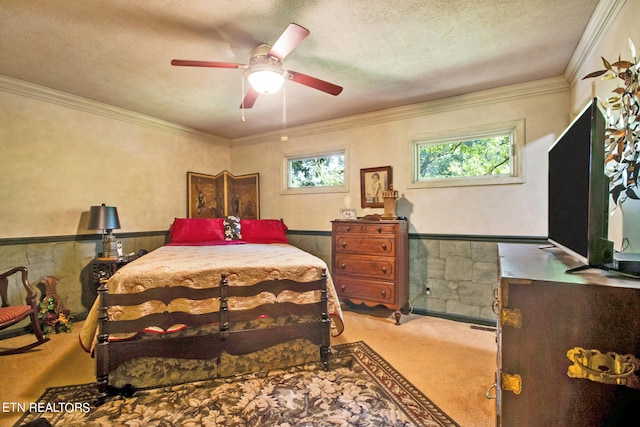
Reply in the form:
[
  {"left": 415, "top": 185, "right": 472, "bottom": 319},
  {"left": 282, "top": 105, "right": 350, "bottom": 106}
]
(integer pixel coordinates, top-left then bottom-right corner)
[
  {"left": 380, "top": 290, "right": 386, "bottom": 297},
  {"left": 382, "top": 266, "right": 387, "bottom": 273},
  {"left": 341, "top": 263, "right": 346, "bottom": 270},
  {"left": 381, "top": 243, "right": 387, "bottom": 250},
  {"left": 485, "top": 383, "right": 497, "bottom": 399},
  {"left": 567, "top": 347, "right": 640, "bottom": 389},
  {"left": 341, "top": 242, "right": 347, "bottom": 248}
]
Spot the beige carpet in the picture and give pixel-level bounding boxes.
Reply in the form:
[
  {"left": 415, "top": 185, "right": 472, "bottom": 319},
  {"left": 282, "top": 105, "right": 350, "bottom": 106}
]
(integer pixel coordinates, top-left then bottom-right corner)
[
  {"left": 0, "top": 308, "right": 496, "bottom": 426},
  {"left": 333, "top": 307, "right": 497, "bottom": 426}
]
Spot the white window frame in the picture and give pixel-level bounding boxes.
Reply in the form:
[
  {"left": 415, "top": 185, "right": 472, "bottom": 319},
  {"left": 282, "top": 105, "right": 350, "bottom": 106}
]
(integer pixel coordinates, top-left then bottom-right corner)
[
  {"left": 281, "top": 147, "right": 349, "bottom": 195},
  {"left": 409, "top": 120, "right": 525, "bottom": 189}
]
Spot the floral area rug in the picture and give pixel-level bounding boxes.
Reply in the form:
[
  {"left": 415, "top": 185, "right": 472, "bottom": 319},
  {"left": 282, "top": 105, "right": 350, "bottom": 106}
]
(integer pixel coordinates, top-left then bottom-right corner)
[{"left": 15, "top": 341, "right": 458, "bottom": 426}]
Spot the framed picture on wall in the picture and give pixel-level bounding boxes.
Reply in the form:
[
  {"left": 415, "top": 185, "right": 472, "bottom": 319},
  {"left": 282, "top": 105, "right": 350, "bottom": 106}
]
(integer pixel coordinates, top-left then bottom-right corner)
[
  {"left": 360, "top": 166, "right": 392, "bottom": 208},
  {"left": 187, "top": 171, "right": 260, "bottom": 219}
]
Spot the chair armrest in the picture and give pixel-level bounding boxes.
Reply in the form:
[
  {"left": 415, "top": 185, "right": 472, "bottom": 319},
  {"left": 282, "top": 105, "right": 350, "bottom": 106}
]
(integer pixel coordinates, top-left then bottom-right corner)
[{"left": 0, "top": 266, "right": 37, "bottom": 307}]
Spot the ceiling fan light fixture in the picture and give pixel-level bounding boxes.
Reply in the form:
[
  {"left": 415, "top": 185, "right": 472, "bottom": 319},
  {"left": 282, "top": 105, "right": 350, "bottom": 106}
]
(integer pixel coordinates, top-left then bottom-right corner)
[
  {"left": 246, "top": 65, "right": 285, "bottom": 95},
  {"left": 172, "top": 25, "right": 341, "bottom": 108}
]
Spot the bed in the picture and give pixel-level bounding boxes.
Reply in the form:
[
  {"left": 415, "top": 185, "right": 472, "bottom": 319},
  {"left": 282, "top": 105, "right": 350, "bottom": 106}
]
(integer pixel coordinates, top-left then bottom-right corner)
[{"left": 79, "top": 217, "right": 344, "bottom": 396}]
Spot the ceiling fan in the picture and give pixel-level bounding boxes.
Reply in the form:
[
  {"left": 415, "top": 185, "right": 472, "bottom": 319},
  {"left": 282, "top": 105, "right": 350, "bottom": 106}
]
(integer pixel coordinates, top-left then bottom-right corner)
[{"left": 171, "top": 23, "right": 343, "bottom": 109}]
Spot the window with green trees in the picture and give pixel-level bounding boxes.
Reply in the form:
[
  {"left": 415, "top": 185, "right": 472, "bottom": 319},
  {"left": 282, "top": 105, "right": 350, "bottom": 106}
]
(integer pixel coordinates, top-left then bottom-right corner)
[
  {"left": 417, "top": 135, "right": 511, "bottom": 179},
  {"left": 411, "top": 121, "right": 524, "bottom": 188},
  {"left": 287, "top": 152, "right": 345, "bottom": 188}
]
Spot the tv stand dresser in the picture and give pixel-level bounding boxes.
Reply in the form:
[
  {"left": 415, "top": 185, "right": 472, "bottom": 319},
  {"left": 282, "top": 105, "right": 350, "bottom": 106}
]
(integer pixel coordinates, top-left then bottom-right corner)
[
  {"left": 496, "top": 243, "right": 640, "bottom": 425},
  {"left": 331, "top": 219, "right": 409, "bottom": 324}
]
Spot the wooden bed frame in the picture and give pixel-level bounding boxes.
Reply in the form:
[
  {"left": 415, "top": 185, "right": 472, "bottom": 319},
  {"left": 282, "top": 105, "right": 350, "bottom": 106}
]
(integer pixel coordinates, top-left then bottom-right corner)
[{"left": 95, "top": 270, "right": 331, "bottom": 397}]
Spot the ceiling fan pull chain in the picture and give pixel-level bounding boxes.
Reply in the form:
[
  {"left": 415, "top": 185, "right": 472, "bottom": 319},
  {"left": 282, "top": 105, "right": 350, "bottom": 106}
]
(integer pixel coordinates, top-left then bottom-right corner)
[
  {"left": 281, "top": 84, "right": 288, "bottom": 141},
  {"left": 241, "top": 76, "right": 246, "bottom": 122}
]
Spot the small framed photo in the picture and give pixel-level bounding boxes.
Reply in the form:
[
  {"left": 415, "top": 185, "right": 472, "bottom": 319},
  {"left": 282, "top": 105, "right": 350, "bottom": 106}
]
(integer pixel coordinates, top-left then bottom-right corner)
[
  {"left": 340, "top": 209, "right": 357, "bottom": 220},
  {"left": 360, "top": 166, "right": 392, "bottom": 208}
]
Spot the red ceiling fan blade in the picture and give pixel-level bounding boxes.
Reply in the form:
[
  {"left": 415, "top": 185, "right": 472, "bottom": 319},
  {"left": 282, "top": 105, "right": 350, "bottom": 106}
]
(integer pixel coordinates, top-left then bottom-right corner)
[
  {"left": 171, "top": 59, "right": 245, "bottom": 69},
  {"left": 287, "top": 70, "right": 343, "bottom": 96},
  {"left": 268, "top": 23, "right": 310, "bottom": 60},
  {"left": 239, "top": 87, "right": 259, "bottom": 109}
]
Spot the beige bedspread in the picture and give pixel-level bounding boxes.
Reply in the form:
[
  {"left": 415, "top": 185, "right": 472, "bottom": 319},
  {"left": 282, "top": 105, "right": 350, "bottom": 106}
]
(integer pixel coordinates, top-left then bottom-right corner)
[{"left": 80, "top": 243, "right": 344, "bottom": 353}]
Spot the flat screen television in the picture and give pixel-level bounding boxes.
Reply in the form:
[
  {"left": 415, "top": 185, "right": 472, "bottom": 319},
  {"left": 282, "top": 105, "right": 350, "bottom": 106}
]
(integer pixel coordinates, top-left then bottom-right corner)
[{"left": 547, "top": 98, "right": 613, "bottom": 270}]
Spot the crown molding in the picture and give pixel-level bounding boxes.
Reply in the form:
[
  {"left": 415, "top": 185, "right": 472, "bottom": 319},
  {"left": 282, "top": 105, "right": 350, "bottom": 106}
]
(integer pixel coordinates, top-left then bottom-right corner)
[
  {"left": 564, "top": 0, "right": 626, "bottom": 84},
  {"left": 0, "top": 74, "right": 229, "bottom": 147},
  {"left": 230, "top": 76, "right": 569, "bottom": 146},
  {"left": 1, "top": 72, "right": 568, "bottom": 148}
]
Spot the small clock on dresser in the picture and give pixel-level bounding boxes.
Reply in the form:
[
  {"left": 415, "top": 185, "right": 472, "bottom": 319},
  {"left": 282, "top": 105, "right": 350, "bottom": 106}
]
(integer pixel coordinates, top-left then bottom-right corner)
[{"left": 331, "top": 219, "right": 410, "bottom": 324}]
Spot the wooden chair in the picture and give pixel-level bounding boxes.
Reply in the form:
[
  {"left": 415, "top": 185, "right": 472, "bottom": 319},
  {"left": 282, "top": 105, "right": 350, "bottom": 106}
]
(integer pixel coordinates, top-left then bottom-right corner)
[{"left": 0, "top": 267, "right": 50, "bottom": 355}]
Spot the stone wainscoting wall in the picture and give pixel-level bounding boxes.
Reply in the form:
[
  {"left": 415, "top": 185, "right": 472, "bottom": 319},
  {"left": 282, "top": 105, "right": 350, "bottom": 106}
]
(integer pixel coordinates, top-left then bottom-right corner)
[
  {"left": 407, "top": 238, "right": 499, "bottom": 322},
  {"left": 0, "top": 233, "right": 166, "bottom": 336},
  {"left": 287, "top": 231, "right": 545, "bottom": 325},
  {"left": 290, "top": 232, "right": 501, "bottom": 324},
  {"left": 1, "top": 229, "right": 541, "bottom": 337}
]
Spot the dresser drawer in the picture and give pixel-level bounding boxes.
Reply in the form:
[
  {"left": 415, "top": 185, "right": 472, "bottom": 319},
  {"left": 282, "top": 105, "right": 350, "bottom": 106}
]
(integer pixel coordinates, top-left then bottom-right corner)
[
  {"left": 363, "top": 223, "right": 397, "bottom": 234},
  {"left": 334, "top": 235, "right": 395, "bottom": 256},
  {"left": 334, "top": 277, "right": 395, "bottom": 304},
  {"left": 333, "top": 222, "right": 397, "bottom": 235},
  {"left": 332, "top": 222, "right": 364, "bottom": 234},
  {"left": 334, "top": 255, "right": 395, "bottom": 279}
]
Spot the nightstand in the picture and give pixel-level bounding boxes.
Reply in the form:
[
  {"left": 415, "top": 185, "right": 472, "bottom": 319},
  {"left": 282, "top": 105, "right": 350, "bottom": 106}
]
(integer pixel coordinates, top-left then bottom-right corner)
[{"left": 88, "top": 254, "right": 139, "bottom": 295}]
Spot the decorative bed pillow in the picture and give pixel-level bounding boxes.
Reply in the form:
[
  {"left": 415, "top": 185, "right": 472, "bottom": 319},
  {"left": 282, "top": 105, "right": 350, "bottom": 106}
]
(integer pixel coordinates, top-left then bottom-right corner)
[
  {"left": 168, "top": 218, "right": 225, "bottom": 243},
  {"left": 240, "top": 219, "right": 289, "bottom": 243},
  {"left": 224, "top": 216, "right": 242, "bottom": 240}
]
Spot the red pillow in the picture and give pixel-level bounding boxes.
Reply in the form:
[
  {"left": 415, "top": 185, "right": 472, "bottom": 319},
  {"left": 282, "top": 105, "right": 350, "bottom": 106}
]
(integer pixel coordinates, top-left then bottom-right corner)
[
  {"left": 168, "top": 218, "right": 225, "bottom": 243},
  {"left": 240, "top": 219, "right": 289, "bottom": 244}
]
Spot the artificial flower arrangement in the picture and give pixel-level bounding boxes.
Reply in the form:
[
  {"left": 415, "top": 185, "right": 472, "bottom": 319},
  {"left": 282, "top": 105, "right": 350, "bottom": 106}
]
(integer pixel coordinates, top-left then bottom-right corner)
[
  {"left": 39, "top": 297, "right": 73, "bottom": 334},
  {"left": 583, "top": 38, "right": 640, "bottom": 206}
]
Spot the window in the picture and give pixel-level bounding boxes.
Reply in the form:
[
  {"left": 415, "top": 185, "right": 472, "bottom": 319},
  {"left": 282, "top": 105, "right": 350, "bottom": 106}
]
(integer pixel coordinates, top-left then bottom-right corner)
[
  {"left": 282, "top": 149, "right": 348, "bottom": 194},
  {"left": 410, "top": 120, "right": 524, "bottom": 188}
]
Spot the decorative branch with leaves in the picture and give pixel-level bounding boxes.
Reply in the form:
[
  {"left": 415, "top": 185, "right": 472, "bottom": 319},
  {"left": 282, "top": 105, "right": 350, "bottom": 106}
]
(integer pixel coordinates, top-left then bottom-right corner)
[{"left": 583, "top": 38, "right": 640, "bottom": 205}]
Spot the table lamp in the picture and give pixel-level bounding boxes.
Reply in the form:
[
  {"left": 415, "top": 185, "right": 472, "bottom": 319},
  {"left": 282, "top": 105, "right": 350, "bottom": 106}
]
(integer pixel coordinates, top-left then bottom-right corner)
[{"left": 88, "top": 203, "right": 121, "bottom": 258}]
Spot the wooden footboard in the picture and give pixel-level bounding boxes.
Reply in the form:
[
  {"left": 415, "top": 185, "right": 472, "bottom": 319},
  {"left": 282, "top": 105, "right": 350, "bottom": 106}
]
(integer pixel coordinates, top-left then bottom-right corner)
[{"left": 95, "top": 270, "right": 331, "bottom": 396}]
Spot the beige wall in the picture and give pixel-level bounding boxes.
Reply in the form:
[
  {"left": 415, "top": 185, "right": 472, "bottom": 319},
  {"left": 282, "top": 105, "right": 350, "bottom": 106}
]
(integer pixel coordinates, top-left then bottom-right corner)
[
  {"left": 569, "top": 0, "right": 640, "bottom": 114},
  {"left": 0, "top": 83, "right": 231, "bottom": 239},
  {"left": 231, "top": 79, "right": 570, "bottom": 236},
  {"left": 0, "top": 82, "right": 232, "bottom": 328}
]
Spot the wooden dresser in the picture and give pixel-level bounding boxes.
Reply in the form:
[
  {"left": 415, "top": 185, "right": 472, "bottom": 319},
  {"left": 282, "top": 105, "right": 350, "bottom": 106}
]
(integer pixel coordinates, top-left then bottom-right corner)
[
  {"left": 331, "top": 219, "right": 409, "bottom": 324},
  {"left": 496, "top": 243, "right": 640, "bottom": 426}
]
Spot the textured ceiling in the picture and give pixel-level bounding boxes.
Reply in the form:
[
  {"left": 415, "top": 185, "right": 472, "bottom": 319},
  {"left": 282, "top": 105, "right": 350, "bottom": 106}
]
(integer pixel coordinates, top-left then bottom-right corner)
[{"left": 0, "top": 0, "right": 600, "bottom": 140}]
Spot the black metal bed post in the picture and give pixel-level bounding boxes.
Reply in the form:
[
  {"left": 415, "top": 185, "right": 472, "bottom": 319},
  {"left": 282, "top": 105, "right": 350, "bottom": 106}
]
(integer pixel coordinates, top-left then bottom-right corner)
[
  {"left": 219, "top": 274, "right": 229, "bottom": 341},
  {"left": 95, "top": 278, "right": 110, "bottom": 397},
  {"left": 320, "top": 269, "right": 331, "bottom": 370}
]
